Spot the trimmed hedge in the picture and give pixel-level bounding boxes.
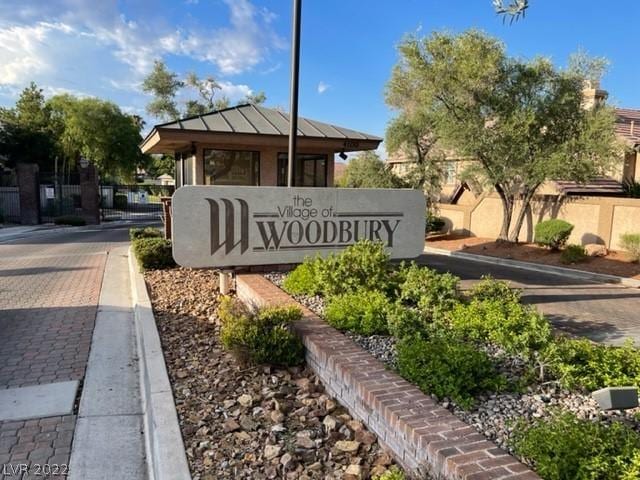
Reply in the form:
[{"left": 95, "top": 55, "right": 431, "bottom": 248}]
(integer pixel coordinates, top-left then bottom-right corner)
[
  {"left": 534, "top": 219, "right": 574, "bottom": 250},
  {"left": 218, "top": 297, "right": 304, "bottom": 366},
  {"left": 53, "top": 215, "right": 86, "bottom": 226},
  {"left": 129, "top": 226, "right": 163, "bottom": 241},
  {"left": 132, "top": 237, "right": 175, "bottom": 270},
  {"left": 560, "top": 244, "right": 588, "bottom": 264},
  {"left": 325, "top": 289, "right": 392, "bottom": 335}
]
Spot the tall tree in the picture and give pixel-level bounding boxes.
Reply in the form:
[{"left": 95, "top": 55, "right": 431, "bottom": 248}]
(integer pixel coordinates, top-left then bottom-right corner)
[
  {"left": 245, "top": 91, "right": 267, "bottom": 105},
  {"left": 47, "top": 95, "right": 145, "bottom": 179},
  {"left": 493, "top": 0, "right": 529, "bottom": 23},
  {"left": 142, "top": 60, "right": 184, "bottom": 121},
  {"left": 0, "top": 83, "right": 56, "bottom": 170},
  {"left": 337, "top": 151, "right": 405, "bottom": 188},
  {"left": 388, "top": 30, "right": 620, "bottom": 242}
]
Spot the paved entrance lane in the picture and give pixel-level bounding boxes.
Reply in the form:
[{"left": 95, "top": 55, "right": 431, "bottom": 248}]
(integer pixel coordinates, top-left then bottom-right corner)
[
  {"left": 418, "top": 253, "right": 640, "bottom": 345},
  {"left": 0, "top": 226, "right": 130, "bottom": 478}
]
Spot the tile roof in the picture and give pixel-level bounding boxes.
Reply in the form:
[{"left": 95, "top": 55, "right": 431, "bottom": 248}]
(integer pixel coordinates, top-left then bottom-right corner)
[
  {"left": 151, "top": 103, "right": 382, "bottom": 142},
  {"left": 555, "top": 176, "right": 625, "bottom": 196},
  {"left": 615, "top": 108, "right": 640, "bottom": 145}
]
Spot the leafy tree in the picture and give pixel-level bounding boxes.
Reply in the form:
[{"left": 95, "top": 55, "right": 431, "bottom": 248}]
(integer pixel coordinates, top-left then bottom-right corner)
[
  {"left": 0, "top": 83, "right": 56, "bottom": 170},
  {"left": 47, "top": 94, "right": 145, "bottom": 179},
  {"left": 387, "top": 31, "right": 620, "bottom": 242},
  {"left": 145, "top": 154, "right": 175, "bottom": 178},
  {"left": 493, "top": 0, "right": 529, "bottom": 23},
  {"left": 142, "top": 60, "right": 184, "bottom": 121},
  {"left": 245, "top": 91, "right": 267, "bottom": 105},
  {"left": 337, "top": 151, "right": 405, "bottom": 188}
]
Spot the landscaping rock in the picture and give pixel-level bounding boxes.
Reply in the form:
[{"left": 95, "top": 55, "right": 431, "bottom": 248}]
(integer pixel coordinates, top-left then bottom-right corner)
[
  {"left": 145, "top": 268, "right": 401, "bottom": 480},
  {"left": 585, "top": 243, "right": 608, "bottom": 257}
]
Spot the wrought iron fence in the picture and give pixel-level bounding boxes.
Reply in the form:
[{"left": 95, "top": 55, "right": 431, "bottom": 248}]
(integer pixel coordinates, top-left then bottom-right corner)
[
  {"left": 100, "top": 184, "right": 175, "bottom": 221},
  {"left": 39, "top": 184, "right": 82, "bottom": 223},
  {"left": 0, "top": 187, "right": 20, "bottom": 223}
]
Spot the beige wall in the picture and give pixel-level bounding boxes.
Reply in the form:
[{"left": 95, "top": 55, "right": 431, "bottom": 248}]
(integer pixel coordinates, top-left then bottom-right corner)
[
  {"left": 190, "top": 144, "right": 336, "bottom": 187},
  {"left": 438, "top": 194, "right": 640, "bottom": 250}
]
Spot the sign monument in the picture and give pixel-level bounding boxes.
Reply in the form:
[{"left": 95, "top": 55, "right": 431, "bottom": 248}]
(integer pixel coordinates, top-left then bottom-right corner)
[{"left": 172, "top": 186, "right": 425, "bottom": 268}]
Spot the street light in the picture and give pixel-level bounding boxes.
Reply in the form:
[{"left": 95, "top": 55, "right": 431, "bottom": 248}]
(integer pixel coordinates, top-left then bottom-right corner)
[
  {"left": 79, "top": 157, "right": 89, "bottom": 169},
  {"left": 287, "top": 0, "right": 302, "bottom": 187}
]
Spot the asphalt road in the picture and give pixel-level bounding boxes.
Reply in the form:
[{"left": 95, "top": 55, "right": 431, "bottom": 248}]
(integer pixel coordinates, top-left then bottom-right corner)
[{"left": 417, "top": 253, "right": 640, "bottom": 346}]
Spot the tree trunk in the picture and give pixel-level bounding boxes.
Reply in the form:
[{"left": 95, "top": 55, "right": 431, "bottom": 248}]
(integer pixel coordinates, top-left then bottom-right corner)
[
  {"left": 508, "top": 186, "right": 539, "bottom": 243},
  {"left": 495, "top": 184, "right": 513, "bottom": 243}
]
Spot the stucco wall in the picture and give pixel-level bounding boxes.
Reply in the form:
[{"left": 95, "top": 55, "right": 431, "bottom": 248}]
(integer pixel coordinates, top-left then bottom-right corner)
[{"left": 438, "top": 195, "right": 640, "bottom": 251}]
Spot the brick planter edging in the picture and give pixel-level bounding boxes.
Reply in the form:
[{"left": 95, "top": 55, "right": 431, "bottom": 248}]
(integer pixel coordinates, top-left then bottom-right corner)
[{"left": 236, "top": 274, "right": 540, "bottom": 480}]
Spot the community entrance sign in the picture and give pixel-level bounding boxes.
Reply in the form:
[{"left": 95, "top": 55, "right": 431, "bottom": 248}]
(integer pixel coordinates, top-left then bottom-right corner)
[{"left": 172, "top": 186, "right": 425, "bottom": 268}]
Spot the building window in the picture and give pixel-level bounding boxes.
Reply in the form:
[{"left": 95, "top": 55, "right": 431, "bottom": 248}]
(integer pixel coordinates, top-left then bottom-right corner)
[
  {"left": 277, "top": 153, "right": 327, "bottom": 187},
  {"left": 174, "top": 153, "right": 183, "bottom": 187},
  {"left": 184, "top": 154, "right": 194, "bottom": 185},
  {"left": 444, "top": 162, "right": 456, "bottom": 185},
  {"left": 203, "top": 149, "right": 260, "bottom": 186}
]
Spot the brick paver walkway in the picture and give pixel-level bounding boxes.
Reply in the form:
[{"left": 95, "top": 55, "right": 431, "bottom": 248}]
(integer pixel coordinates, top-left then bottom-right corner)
[{"left": 0, "top": 226, "right": 129, "bottom": 479}]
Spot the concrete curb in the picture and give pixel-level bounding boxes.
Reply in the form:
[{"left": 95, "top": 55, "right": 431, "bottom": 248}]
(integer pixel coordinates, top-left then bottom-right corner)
[
  {"left": 128, "top": 247, "right": 192, "bottom": 480},
  {"left": 424, "top": 245, "right": 640, "bottom": 288}
]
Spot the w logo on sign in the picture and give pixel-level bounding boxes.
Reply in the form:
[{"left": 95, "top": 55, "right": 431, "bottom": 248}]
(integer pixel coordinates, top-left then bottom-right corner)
[{"left": 206, "top": 198, "right": 249, "bottom": 255}]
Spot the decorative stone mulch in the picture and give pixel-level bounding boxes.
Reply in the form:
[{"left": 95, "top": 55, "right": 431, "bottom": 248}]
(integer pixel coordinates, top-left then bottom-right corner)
[
  {"left": 145, "top": 268, "right": 399, "bottom": 480},
  {"left": 264, "top": 271, "right": 640, "bottom": 457}
]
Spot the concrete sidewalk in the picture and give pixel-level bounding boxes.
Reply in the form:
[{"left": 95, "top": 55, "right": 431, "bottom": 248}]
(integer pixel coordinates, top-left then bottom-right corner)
[{"left": 69, "top": 247, "right": 146, "bottom": 480}]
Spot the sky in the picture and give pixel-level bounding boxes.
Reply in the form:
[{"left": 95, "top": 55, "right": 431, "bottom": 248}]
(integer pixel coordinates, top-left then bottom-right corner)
[{"left": 1, "top": 0, "right": 639, "bottom": 150}]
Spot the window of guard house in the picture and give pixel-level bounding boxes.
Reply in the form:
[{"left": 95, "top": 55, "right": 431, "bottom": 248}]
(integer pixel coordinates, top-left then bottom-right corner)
[
  {"left": 445, "top": 162, "right": 456, "bottom": 185},
  {"left": 277, "top": 153, "right": 327, "bottom": 187},
  {"left": 204, "top": 150, "right": 260, "bottom": 186}
]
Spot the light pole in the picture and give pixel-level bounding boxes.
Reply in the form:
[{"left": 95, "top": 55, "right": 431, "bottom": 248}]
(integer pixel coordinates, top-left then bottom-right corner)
[{"left": 287, "top": 0, "right": 302, "bottom": 187}]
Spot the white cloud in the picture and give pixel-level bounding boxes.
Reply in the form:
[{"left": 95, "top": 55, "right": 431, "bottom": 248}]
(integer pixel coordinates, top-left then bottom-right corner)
[{"left": 317, "top": 81, "right": 330, "bottom": 94}]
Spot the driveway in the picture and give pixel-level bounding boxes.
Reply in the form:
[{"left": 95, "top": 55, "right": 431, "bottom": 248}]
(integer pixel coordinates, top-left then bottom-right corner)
[
  {"left": 0, "top": 225, "right": 130, "bottom": 477},
  {"left": 418, "top": 253, "right": 640, "bottom": 346}
]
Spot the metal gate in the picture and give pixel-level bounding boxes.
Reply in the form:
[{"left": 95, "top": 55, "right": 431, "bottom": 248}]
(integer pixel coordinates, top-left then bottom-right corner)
[
  {"left": 100, "top": 184, "right": 175, "bottom": 221},
  {"left": 39, "top": 173, "right": 82, "bottom": 223}
]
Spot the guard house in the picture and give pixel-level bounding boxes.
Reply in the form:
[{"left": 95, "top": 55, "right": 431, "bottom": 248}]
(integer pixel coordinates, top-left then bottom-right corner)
[{"left": 140, "top": 104, "right": 382, "bottom": 187}]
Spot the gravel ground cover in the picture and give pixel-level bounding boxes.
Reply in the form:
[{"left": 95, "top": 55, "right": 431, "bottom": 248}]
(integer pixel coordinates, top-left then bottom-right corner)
[
  {"left": 145, "top": 267, "right": 399, "bottom": 480},
  {"left": 265, "top": 271, "right": 640, "bottom": 457}
]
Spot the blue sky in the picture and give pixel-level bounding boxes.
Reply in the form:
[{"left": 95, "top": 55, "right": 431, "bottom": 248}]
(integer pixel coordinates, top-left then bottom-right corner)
[{"left": 0, "top": 0, "right": 639, "bottom": 148}]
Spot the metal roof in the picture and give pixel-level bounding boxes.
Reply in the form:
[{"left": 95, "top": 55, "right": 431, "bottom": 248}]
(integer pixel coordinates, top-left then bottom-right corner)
[{"left": 150, "top": 104, "right": 383, "bottom": 141}]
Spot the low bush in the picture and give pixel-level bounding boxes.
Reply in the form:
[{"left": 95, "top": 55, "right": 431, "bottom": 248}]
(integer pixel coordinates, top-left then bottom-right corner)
[
  {"left": 282, "top": 256, "right": 323, "bottom": 295},
  {"left": 560, "top": 244, "right": 588, "bottom": 264},
  {"left": 426, "top": 214, "right": 445, "bottom": 234},
  {"left": 114, "top": 193, "right": 128, "bottom": 209},
  {"left": 469, "top": 275, "right": 522, "bottom": 303},
  {"left": 620, "top": 233, "right": 640, "bottom": 262},
  {"left": 396, "top": 333, "right": 505, "bottom": 409},
  {"left": 512, "top": 411, "right": 640, "bottom": 480},
  {"left": 324, "top": 289, "right": 392, "bottom": 335},
  {"left": 53, "top": 215, "right": 86, "bottom": 226},
  {"left": 387, "top": 303, "right": 430, "bottom": 339},
  {"left": 132, "top": 237, "right": 175, "bottom": 270},
  {"left": 546, "top": 337, "right": 640, "bottom": 391},
  {"left": 534, "top": 219, "right": 574, "bottom": 250},
  {"left": 218, "top": 297, "right": 304, "bottom": 366},
  {"left": 398, "top": 264, "right": 459, "bottom": 321},
  {"left": 316, "top": 240, "right": 391, "bottom": 295},
  {"left": 448, "top": 298, "right": 552, "bottom": 357},
  {"left": 129, "top": 226, "right": 163, "bottom": 241},
  {"left": 373, "top": 466, "right": 405, "bottom": 480}
]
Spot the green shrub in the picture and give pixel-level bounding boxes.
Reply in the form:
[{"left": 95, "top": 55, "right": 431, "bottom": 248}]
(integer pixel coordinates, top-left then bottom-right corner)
[
  {"left": 53, "top": 215, "right": 86, "bottom": 226},
  {"left": 426, "top": 214, "right": 445, "bottom": 234},
  {"left": 283, "top": 256, "right": 323, "bottom": 295},
  {"left": 218, "top": 297, "right": 304, "bottom": 366},
  {"left": 132, "top": 237, "right": 175, "bottom": 270},
  {"left": 560, "top": 244, "right": 588, "bottom": 264},
  {"left": 620, "top": 233, "right": 640, "bottom": 262},
  {"left": 324, "top": 289, "right": 392, "bottom": 335},
  {"left": 512, "top": 411, "right": 640, "bottom": 480},
  {"left": 114, "top": 193, "right": 128, "bottom": 209},
  {"left": 398, "top": 264, "right": 459, "bottom": 321},
  {"left": 387, "top": 302, "right": 430, "bottom": 339},
  {"left": 547, "top": 338, "right": 640, "bottom": 391},
  {"left": 373, "top": 466, "right": 405, "bottom": 480},
  {"left": 396, "top": 333, "right": 505, "bottom": 409},
  {"left": 448, "top": 299, "right": 552, "bottom": 357},
  {"left": 622, "top": 451, "right": 640, "bottom": 480},
  {"left": 129, "top": 227, "right": 163, "bottom": 241},
  {"left": 469, "top": 275, "right": 522, "bottom": 303},
  {"left": 534, "top": 219, "right": 574, "bottom": 250},
  {"left": 316, "top": 240, "right": 391, "bottom": 295}
]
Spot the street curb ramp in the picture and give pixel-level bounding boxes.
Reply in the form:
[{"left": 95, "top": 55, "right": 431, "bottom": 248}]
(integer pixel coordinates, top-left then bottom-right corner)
[{"left": 128, "top": 247, "right": 192, "bottom": 480}]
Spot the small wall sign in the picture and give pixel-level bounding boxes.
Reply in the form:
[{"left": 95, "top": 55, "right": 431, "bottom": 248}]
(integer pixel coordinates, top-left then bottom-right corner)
[{"left": 172, "top": 186, "right": 426, "bottom": 268}]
